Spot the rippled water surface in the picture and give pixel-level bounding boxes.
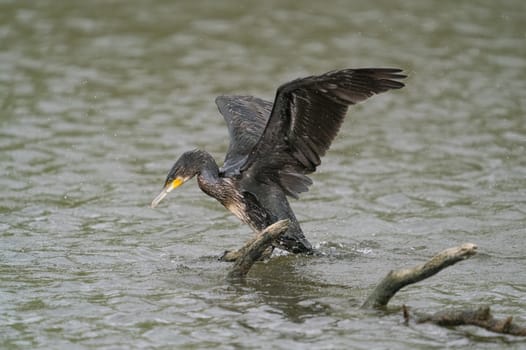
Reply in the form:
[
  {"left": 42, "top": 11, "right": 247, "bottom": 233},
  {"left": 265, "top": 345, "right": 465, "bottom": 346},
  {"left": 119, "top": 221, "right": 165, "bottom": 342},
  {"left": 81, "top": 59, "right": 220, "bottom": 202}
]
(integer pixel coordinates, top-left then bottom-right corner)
[{"left": 1, "top": 0, "right": 525, "bottom": 348}]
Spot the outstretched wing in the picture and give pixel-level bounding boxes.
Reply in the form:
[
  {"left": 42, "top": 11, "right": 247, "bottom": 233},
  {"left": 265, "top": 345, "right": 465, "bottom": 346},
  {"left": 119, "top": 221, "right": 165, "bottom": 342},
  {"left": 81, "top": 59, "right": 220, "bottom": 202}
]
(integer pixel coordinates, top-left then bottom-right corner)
[
  {"left": 239, "top": 68, "right": 406, "bottom": 198},
  {"left": 215, "top": 95, "right": 273, "bottom": 176}
]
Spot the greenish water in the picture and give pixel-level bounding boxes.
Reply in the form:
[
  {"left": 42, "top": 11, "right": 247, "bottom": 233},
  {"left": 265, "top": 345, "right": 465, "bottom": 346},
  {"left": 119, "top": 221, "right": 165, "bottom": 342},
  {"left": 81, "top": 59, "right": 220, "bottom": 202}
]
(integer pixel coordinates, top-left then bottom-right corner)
[{"left": 1, "top": 0, "right": 525, "bottom": 348}]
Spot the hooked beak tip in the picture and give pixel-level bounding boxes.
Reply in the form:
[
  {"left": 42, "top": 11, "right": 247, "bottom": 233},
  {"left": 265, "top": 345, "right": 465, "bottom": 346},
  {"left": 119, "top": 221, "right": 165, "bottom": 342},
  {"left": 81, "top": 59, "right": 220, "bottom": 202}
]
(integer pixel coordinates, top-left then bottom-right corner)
[
  {"left": 150, "top": 177, "right": 185, "bottom": 208},
  {"left": 150, "top": 188, "right": 170, "bottom": 208}
]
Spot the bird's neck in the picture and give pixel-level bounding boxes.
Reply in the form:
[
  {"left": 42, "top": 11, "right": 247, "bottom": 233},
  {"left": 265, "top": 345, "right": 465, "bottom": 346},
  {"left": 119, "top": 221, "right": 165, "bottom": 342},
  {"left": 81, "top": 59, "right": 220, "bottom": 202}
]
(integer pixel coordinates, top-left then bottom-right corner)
[
  {"left": 191, "top": 149, "right": 216, "bottom": 175},
  {"left": 194, "top": 150, "right": 221, "bottom": 191},
  {"left": 194, "top": 151, "right": 245, "bottom": 217},
  {"left": 193, "top": 151, "right": 272, "bottom": 231}
]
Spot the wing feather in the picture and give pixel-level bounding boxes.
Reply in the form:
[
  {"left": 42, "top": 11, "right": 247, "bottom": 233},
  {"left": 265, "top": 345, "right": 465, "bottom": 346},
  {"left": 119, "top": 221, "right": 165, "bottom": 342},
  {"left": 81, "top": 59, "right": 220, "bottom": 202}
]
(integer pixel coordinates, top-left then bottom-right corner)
[
  {"left": 239, "top": 68, "right": 406, "bottom": 197},
  {"left": 215, "top": 95, "right": 273, "bottom": 176}
]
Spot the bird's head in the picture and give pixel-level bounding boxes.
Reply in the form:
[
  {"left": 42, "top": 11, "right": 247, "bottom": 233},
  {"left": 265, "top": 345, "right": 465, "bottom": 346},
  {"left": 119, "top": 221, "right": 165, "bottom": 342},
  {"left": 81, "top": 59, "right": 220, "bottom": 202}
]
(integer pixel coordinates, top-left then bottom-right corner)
[{"left": 150, "top": 150, "right": 204, "bottom": 208}]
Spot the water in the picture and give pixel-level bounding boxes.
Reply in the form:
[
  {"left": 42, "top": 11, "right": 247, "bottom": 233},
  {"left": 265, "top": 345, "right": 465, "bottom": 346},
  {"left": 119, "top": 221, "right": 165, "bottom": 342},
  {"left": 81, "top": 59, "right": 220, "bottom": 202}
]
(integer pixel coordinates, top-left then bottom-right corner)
[{"left": 1, "top": 0, "right": 525, "bottom": 348}]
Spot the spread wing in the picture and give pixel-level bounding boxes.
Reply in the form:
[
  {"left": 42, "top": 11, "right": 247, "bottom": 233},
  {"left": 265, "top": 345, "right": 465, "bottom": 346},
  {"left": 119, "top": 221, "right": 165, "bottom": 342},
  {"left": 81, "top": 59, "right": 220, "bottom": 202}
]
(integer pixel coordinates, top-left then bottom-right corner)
[
  {"left": 239, "top": 68, "right": 406, "bottom": 198},
  {"left": 215, "top": 95, "right": 273, "bottom": 176}
]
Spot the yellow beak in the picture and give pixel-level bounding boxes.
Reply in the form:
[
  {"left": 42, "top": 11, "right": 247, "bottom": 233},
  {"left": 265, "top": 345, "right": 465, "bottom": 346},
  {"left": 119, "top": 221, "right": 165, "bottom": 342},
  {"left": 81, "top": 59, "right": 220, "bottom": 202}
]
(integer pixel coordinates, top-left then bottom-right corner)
[{"left": 150, "top": 177, "right": 184, "bottom": 208}]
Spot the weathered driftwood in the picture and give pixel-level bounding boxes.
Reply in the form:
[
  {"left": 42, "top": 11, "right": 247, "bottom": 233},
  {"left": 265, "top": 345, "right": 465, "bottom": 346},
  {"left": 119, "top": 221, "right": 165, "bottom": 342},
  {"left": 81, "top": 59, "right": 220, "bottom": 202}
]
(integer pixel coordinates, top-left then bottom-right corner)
[
  {"left": 362, "top": 243, "right": 478, "bottom": 309},
  {"left": 221, "top": 236, "right": 272, "bottom": 262},
  {"left": 226, "top": 219, "right": 289, "bottom": 280},
  {"left": 360, "top": 242, "right": 525, "bottom": 335},
  {"left": 225, "top": 233, "right": 525, "bottom": 336},
  {"left": 404, "top": 305, "right": 526, "bottom": 336}
]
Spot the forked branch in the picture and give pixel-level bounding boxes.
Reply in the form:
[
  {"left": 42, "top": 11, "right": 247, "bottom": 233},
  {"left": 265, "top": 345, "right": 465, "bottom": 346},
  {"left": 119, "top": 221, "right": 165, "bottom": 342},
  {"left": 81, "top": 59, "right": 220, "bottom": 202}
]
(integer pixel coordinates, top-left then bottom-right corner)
[{"left": 225, "top": 235, "right": 525, "bottom": 336}]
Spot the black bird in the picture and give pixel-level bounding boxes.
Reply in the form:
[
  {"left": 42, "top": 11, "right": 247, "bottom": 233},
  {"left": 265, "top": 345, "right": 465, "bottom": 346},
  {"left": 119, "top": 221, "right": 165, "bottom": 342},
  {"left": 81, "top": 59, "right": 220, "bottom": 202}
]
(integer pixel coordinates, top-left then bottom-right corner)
[{"left": 151, "top": 68, "right": 405, "bottom": 254}]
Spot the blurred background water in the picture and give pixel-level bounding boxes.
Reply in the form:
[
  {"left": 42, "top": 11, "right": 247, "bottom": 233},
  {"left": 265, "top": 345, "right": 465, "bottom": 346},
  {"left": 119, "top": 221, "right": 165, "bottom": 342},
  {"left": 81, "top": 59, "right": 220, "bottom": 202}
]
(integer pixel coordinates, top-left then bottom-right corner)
[{"left": 1, "top": 0, "right": 525, "bottom": 348}]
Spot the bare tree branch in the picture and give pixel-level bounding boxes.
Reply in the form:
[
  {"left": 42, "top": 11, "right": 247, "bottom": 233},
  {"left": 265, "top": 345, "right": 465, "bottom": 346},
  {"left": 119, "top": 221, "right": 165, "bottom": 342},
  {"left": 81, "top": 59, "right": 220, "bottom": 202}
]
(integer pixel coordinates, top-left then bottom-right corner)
[
  {"left": 227, "top": 219, "right": 289, "bottom": 280},
  {"left": 362, "top": 243, "right": 478, "bottom": 308},
  {"left": 223, "top": 234, "right": 525, "bottom": 336},
  {"left": 413, "top": 306, "right": 526, "bottom": 336}
]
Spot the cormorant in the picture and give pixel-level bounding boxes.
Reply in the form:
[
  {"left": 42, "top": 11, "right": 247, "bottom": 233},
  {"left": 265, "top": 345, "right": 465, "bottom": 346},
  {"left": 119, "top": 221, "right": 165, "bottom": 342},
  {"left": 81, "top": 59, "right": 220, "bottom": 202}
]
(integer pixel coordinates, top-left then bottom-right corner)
[{"left": 151, "top": 68, "right": 405, "bottom": 254}]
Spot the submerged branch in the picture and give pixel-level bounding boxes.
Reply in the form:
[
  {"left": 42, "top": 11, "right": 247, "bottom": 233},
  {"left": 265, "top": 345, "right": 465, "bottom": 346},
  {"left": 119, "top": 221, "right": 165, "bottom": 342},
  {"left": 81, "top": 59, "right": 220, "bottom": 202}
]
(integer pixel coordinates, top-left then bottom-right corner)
[
  {"left": 412, "top": 306, "right": 526, "bottom": 336},
  {"left": 227, "top": 219, "right": 289, "bottom": 280},
  {"left": 221, "top": 230, "right": 525, "bottom": 336},
  {"left": 362, "top": 243, "right": 478, "bottom": 308}
]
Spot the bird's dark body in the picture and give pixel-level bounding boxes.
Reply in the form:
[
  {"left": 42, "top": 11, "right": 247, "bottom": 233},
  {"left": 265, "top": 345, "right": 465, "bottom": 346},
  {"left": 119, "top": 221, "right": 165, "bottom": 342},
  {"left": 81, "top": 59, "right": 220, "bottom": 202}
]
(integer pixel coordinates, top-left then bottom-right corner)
[
  {"left": 191, "top": 144, "right": 310, "bottom": 252},
  {"left": 154, "top": 68, "right": 406, "bottom": 254},
  {"left": 214, "top": 95, "right": 312, "bottom": 251}
]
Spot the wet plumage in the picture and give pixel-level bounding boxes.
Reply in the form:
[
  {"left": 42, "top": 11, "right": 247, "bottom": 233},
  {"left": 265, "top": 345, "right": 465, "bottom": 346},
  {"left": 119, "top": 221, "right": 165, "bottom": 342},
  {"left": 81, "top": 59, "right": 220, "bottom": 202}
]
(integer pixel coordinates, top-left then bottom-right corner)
[{"left": 151, "top": 68, "right": 406, "bottom": 253}]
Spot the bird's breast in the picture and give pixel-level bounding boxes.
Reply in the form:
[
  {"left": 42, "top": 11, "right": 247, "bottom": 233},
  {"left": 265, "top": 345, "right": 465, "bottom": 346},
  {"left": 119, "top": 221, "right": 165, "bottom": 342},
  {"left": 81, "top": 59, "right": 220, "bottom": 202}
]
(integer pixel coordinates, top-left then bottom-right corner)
[{"left": 224, "top": 200, "right": 249, "bottom": 224}]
